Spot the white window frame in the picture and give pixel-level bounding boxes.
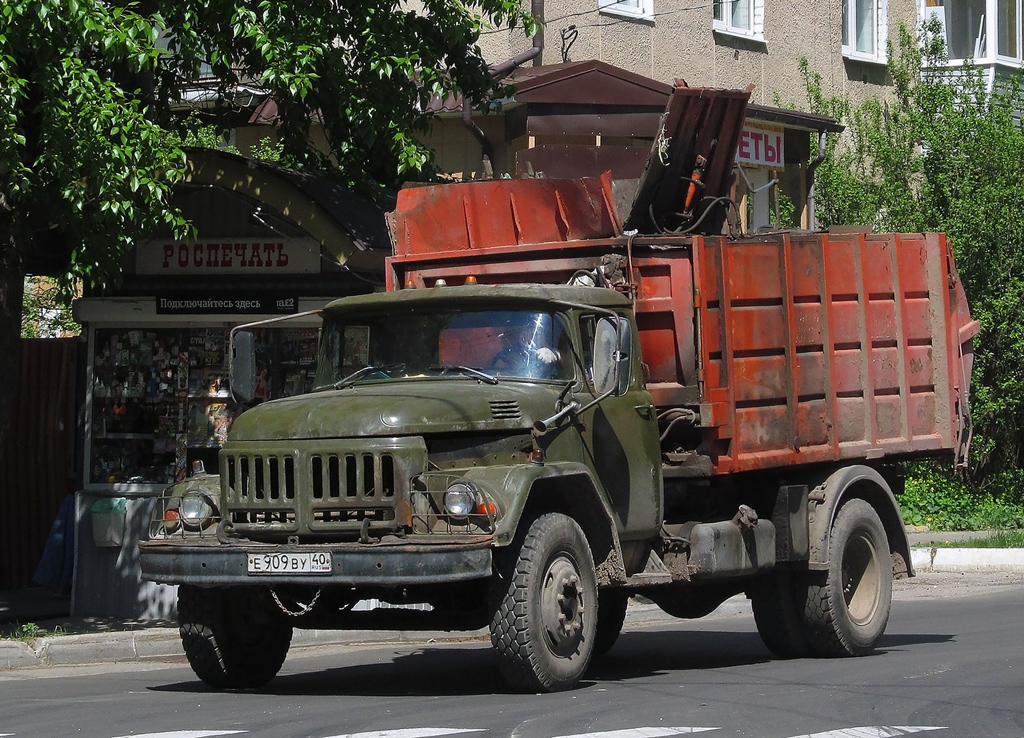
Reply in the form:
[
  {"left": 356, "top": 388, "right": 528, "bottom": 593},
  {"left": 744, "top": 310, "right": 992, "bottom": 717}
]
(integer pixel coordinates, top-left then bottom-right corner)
[
  {"left": 922, "top": 0, "right": 1023, "bottom": 67},
  {"left": 995, "top": 0, "right": 1023, "bottom": 63},
  {"left": 843, "top": 0, "right": 889, "bottom": 63},
  {"left": 599, "top": 0, "right": 654, "bottom": 21},
  {"left": 713, "top": 0, "right": 765, "bottom": 41}
]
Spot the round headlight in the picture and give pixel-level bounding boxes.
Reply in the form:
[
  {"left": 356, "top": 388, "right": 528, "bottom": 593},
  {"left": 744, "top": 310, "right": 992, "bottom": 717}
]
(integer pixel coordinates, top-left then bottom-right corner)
[
  {"left": 444, "top": 481, "right": 478, "bottom": 517},
  {"left": 179, "top": 491, "right": 216, "bottom": 529}
]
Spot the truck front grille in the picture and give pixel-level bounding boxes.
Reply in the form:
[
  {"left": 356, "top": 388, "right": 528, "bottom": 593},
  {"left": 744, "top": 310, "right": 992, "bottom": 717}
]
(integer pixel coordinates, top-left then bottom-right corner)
[
  {"left": 226, "top": 455, "right": 296, "bottom": 501},
  {"left": 222, "top": 437, "right": 427, "bottom": 539},
  {"left": 310, "top": 452, "right": 396, "bottom": 500},
  {"left": 231, "top": 509, "right": 297, "bottom": 525}
]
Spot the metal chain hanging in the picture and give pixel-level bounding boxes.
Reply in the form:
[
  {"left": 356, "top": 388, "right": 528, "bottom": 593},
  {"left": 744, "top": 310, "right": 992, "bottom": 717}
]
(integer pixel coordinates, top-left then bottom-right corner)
[{"left": 270, "top": 587, "right": 322, "bottom": 617}]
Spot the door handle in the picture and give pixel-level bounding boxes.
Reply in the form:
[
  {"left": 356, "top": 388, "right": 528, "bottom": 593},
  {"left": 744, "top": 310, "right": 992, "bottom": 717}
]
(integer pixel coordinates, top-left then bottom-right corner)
[{"left": 634, "top": 404, "right": 655, "bottom": 418}]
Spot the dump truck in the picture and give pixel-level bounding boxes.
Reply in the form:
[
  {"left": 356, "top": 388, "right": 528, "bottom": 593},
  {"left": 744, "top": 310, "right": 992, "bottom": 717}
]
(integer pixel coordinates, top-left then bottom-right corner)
[{"left": 139, "top": 83, "right": 979, "bottom": 693}]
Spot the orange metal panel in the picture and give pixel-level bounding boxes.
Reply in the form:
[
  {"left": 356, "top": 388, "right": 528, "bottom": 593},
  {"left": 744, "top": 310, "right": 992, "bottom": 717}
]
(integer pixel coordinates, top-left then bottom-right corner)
[{"left": 387, "top": 174, "right": 621, "bottom": 262}]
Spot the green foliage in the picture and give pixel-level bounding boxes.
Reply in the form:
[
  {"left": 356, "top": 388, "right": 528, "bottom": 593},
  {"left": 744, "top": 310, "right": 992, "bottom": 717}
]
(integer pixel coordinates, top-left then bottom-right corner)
[
  {"left": 2, "top": 621, "right": 67, "bottom": 641},
  {"left": 776, "top": 191, "right": 797, "bottom": 229},
  {"left": 165, "top": 114, "right": 282, "bottom": 162},
  {"left": 800, "top": 23, "right": 1024, "bottom": 483},
  {"left": 5, "top": 622, "right": 42, "bottom": 642},
  {"left": 249, "top": 136, "right": 283, "bottom": 163},
  {"left": 900, "top": 463, "right": 1024, "bottom": 531},
  {"left": 21, "top": 277, "right": 80, "bottom": 338},
  {"left": 1, "top": 0, "right": 192, "bottom": 293},
  {"left": 156, "top": 0, "right": 535, "bottom": 188},
  {"left": 165, "top": 114, "right": 240, "bottom": 155}
]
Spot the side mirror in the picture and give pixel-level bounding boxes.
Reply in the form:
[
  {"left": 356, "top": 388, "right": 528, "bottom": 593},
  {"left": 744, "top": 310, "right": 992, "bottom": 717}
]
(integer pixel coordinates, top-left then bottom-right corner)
[
  {"left": 592, "top": 317, "right": 632, "bottom": 396},
  {"left": 230, "top": 329, "right": 256, "bottom": 404}
]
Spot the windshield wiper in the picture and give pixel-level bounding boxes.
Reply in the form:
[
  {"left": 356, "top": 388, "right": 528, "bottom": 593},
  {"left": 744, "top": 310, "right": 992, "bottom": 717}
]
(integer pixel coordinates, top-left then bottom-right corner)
[
  {"left": 429, "top": 365, "right": 499, "bottom": 385},
  {"left": 333, "top": 363, "right": 405, "bottom": 389}
]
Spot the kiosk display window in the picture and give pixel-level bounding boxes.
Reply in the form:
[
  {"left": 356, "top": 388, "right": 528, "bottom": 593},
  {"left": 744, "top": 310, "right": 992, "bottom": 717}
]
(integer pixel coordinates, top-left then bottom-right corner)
[{"left": 88, "top": 326, "right": 318, "bottom": 486}]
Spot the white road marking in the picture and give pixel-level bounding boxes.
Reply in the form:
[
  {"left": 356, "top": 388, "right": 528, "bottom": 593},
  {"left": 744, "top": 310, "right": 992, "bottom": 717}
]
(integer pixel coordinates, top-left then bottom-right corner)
[
  {"left": 549, "top": 728, "right": 719, "bottom": 738},
  {"left": 323, "top": 729, "right": 486, "bottom": 738},
  {"left": 109, "top": 732, "right": 246, "bottom": 738},
  {"left": 785, "top": 728, "right": 946, "bottom": 738}
]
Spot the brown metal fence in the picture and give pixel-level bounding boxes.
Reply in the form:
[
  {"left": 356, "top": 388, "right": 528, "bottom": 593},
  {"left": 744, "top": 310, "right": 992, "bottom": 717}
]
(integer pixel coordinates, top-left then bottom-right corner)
[{"left": 0, "top": 338, "right": 78, "bottom": 589}]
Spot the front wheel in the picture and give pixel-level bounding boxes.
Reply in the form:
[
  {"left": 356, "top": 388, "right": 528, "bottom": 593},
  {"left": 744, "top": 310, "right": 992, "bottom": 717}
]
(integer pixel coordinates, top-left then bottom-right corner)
[
  {"left": 178, "top": 585, "right": 293, "bottom": 689},
  {"left": 489, "top": 513, "right": 598, "bottom": 692},
  {"left": 803, "top": 498, "right": 893, "bottom": 656}
]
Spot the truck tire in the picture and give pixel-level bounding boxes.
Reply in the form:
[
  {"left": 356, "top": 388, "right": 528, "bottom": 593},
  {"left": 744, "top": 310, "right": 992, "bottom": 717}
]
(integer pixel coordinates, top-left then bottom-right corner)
[
  {"left": 178, "top": 584, "right": 293, "bottom": 689},
  {"left": 750, "top": 570, "right": 811, "bottom": 659},
  {"left": 803, "top": 498, "right": 892, "bottom": 657},
  {"left": 593, "top": 589, "right": 629, "bottom": 657},
  {"left": 489, "top": 513, "right": 598, "bottom": 692}
]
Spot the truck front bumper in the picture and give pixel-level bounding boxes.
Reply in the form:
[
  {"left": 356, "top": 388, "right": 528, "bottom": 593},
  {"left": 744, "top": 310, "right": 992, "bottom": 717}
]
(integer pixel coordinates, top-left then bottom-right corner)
[{"left": 139, "top": 538, "right": 493, "bottom": 587}]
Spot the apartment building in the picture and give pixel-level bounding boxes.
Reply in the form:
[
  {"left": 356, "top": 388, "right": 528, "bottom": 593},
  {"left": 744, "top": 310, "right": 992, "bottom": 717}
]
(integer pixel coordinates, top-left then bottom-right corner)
[{"left": 476, "top": 0, "right": 916, "bottom": 109}]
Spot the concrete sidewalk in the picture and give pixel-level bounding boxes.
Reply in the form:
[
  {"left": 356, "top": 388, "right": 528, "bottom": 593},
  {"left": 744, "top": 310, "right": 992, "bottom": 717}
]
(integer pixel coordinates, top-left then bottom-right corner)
[{"left": 2, "top": 530, "right": 1022, "bottom": 672}]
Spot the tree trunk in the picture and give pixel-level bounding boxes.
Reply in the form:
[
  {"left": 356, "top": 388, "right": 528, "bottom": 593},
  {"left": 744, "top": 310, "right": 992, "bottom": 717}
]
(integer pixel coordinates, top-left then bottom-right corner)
[{"left": 0, "top": 234, "right": 25, "bottom": 458}]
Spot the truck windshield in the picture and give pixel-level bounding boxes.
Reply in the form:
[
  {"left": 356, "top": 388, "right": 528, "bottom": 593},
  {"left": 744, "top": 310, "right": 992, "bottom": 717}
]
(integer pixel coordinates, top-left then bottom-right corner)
[{"left": 313, "top": 308, "right": 573, "bottom": 389}]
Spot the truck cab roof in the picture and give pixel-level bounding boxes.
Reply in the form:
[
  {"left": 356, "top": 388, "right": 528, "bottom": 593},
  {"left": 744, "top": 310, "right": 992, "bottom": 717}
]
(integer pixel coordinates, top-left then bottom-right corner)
[{"left": 324, "top": 283, "right": 633, "bottom": 313}]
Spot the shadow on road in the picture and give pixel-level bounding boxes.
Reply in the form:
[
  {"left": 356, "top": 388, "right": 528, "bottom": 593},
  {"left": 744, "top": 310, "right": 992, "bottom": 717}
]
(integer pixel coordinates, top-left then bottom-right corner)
[
  {"left": 147, "top": 619, "right": 959, "bottom": 697},
  {"left": 878, "top": 632, "right": 956, "bottom": 648},
  {"left": 149, "top": 627, "right": 782, "bottom": 697}
]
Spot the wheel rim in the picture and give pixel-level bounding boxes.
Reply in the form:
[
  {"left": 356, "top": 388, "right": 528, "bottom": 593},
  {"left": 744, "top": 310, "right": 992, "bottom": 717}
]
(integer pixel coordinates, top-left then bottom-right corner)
[
  {"left": 842, "top": 529, "right": 881, "bottom": 625},
  {"left": 540, "top": 554, "right": 587, "bottom": 656}
]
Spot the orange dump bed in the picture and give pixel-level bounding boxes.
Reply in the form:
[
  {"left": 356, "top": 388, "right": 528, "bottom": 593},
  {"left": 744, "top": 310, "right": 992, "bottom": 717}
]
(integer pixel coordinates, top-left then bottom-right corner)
[{"left": 386, "top": 175, "right": 977, "bottom": 476}]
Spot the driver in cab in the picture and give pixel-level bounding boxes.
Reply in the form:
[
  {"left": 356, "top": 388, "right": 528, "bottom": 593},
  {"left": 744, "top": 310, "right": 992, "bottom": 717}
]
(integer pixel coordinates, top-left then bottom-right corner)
[{"left": 490, "top": 315, "right": 567, "bottom": 379}]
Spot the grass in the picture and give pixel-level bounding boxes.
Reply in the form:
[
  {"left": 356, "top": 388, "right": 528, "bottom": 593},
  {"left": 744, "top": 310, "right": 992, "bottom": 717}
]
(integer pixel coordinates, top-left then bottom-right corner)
[
  {"left": 924, "top": 531, "right": 1024, "bottom": 548},
  {"left": 1, "top": 622, "right": 65, "bottom": 642}
]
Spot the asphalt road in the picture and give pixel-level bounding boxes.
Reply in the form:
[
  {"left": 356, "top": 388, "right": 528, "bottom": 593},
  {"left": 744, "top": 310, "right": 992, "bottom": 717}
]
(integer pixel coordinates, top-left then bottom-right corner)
[{"left": 1, "top": 573, "right": 1022, "bottom": 738}]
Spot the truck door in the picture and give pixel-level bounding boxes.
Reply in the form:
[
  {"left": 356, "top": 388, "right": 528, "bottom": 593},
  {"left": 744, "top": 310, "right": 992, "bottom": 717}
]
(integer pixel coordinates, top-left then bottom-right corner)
[{"left": 578, "top": 314, "right": 662, "bottom": 540}]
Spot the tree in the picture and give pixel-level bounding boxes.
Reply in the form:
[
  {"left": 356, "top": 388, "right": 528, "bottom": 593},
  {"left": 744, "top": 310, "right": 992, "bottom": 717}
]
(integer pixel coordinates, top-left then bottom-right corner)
[
  {"left": 0, "top": 0, "right": 189, "bottom": 453},
  {"left": 799, "top": 22, "right": 1024, "bottom": 484},
  {"left": 21, "top": 277, "right": 80, "bottom": 338},
  {"left": 155, "top": 0, "right": 534, "bottom": 187},
  {"left": 0, "top": 0, "right": 533, "bottom": 454}
]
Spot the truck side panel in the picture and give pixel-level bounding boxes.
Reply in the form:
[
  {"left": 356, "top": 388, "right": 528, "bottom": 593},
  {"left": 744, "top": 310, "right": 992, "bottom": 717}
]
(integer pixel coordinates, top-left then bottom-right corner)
[{"left": 693, "top": 231, "right": 968, "bottom": 473}]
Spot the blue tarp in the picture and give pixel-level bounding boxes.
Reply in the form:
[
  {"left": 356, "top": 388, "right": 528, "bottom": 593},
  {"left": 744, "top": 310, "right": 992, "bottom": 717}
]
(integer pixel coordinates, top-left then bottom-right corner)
[{"left": 32, "top": 494, "right": 75, "bottom": 594}]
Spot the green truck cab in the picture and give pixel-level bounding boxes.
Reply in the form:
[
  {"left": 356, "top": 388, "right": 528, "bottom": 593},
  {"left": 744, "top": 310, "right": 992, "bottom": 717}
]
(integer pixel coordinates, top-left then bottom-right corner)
[{"left": 140, "top": 284, "right": 662, "bottom": 692}]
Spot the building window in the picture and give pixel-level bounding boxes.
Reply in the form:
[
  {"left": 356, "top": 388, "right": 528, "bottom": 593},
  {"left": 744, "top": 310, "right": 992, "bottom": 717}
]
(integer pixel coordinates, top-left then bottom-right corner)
[
  {"left": 925, "top": 0, "right": 1024, "bottom": 64},
  {"left": 599, "top": 0, "right": 654, "bottom": 21},
  {"left": 843, "top": 0, "right": 888, "bottom": 62},
  {"left": 998, "top": 0, "right": 1021, "bottom": 58},
  {"left": 713, "top": 0, "right": 765, "bottom": 39}
]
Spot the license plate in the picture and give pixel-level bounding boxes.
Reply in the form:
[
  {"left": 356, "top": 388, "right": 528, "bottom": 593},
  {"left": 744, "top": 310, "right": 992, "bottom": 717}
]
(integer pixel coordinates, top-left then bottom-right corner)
[{"left": 247, "top": 552, "right": 332, "bottom": 575}]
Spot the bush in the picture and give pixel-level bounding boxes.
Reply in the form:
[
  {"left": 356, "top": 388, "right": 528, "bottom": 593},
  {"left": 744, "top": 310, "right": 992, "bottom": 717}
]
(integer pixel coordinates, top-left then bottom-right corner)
[{"left": 899, "top": 463, "right": 1024, "bottom": 531}]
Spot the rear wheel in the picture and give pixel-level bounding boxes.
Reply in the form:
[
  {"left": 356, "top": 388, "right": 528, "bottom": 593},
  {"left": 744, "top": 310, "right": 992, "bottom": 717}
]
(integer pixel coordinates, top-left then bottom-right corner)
[
  {"left": 750, "top": 570, "right": 811, "bottom": 659},
  {"left": 178, "top": 584, "right": 293, "bottom": 689},
  {"left": 803, "top": 499, "right": 892, "bottom": 656},
  {"left": 489, "top": 513, "right": 598, "bottom": 692}
]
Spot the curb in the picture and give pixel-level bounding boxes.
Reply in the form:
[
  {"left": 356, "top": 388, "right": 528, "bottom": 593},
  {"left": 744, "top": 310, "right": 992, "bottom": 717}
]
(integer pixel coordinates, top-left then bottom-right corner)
[
  {"left": 911, "top": 547, "right": 1024, "bottom": 572},
  {"left": 1, "top": 628, "right": 182, "bottom": 670}
]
